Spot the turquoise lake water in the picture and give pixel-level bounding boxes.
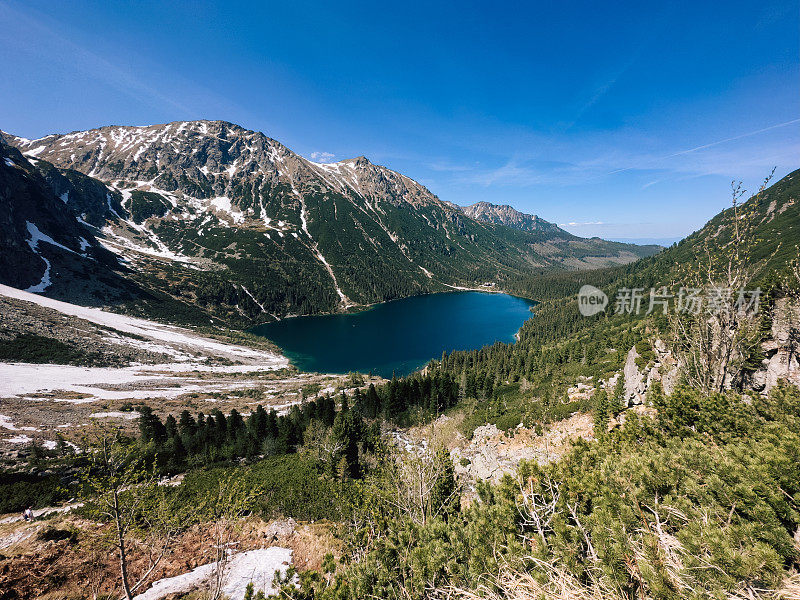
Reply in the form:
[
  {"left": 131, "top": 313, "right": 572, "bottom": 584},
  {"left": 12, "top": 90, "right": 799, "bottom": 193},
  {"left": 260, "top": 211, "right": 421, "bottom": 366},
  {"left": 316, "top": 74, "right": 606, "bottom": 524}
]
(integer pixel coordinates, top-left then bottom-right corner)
[{"left": 250, "top": 291, "right": 535, "bottom": 377}]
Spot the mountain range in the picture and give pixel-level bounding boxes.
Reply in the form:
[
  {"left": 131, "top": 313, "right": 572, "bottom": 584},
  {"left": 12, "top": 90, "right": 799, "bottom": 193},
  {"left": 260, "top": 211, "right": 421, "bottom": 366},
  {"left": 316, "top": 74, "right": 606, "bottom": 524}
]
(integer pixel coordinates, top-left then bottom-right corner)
[{"left": 0, "top": 120, "right": 660, "bottom": 325}]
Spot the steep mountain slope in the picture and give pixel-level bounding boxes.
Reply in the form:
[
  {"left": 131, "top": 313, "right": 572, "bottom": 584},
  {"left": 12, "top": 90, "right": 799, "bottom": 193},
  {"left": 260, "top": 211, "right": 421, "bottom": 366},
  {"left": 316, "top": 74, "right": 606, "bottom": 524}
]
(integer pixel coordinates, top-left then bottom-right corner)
[
  {"left": 462, "top": 201, "right": 563, "bottom": 234},
  {"left": 669, "top": 168, "right": 799, "bottom": 275},
  {"left": 438, "top": 167, "right": 800, "bottom": 396},
  {"left": 612, "top": 168, "right": 800, "bottom": 289},
  {"left": 0, "top": 143, "right": 133, "bottom": 304},
  {"left": 2, "top": 121, "right": 659, "bottom": 322}
]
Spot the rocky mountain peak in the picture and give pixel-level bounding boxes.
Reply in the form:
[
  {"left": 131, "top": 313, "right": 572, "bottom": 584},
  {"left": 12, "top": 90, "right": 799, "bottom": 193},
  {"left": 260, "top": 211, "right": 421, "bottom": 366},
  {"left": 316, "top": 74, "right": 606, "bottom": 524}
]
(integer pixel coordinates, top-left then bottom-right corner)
[{"left": 462, "top": 200, "right": 565, "bottom": 234}]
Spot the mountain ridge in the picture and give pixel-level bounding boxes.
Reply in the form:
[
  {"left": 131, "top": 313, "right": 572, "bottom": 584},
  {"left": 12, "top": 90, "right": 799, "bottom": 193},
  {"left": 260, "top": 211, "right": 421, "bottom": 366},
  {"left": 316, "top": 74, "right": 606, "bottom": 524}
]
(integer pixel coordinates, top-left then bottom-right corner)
[
  {"left": 1, "top": 120, "right": 661, "bottom": 325},
  {"left": 461, "top": 201, "right": 566, "bottom": 235}
]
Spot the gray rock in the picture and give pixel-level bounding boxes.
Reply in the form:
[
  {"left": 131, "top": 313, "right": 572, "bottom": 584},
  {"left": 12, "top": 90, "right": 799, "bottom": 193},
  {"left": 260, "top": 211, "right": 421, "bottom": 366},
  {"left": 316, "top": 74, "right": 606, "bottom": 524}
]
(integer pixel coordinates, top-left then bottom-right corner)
[
  {"left": 748, "top": 298, "right": 800, "bottom": 395},
  {"left": 623, "top": 346, "right": 646, "bottom": 405},
  {"left": 264, "top": 518, "right": 296, "bottom": 541},
  {"left": 623, "top": 339, "right": 679, "bottom": 405}
]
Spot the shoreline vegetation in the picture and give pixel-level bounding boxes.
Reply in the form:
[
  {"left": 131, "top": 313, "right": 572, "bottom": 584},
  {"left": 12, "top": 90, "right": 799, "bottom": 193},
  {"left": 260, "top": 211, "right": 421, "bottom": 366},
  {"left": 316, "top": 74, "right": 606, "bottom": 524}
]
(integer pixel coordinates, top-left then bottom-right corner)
[{"left": 273, "top": 284, "right": 534, "bottom": 322}]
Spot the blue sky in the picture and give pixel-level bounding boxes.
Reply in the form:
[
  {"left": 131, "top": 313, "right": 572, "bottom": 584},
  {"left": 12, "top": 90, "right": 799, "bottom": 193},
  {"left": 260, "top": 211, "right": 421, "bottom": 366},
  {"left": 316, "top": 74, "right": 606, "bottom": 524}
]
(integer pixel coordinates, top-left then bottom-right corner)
[{"left": 1, "top": 0, "right": 797, "bottom": 243}]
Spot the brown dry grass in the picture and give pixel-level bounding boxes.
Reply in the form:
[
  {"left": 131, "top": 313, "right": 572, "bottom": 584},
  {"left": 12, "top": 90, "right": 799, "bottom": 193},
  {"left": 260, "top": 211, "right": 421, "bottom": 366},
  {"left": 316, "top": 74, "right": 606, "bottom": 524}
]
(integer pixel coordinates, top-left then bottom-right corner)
[{"left": 0, "top": 513, "right": 337, "bottom": 599}]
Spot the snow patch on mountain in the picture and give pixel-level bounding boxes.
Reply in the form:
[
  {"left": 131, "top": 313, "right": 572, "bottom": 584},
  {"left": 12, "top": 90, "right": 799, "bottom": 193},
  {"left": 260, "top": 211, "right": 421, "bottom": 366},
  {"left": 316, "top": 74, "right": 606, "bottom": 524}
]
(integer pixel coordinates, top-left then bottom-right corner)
[
  {"left": 27, "top": 222, "right": 77, "bottom": 255},
  {"left": 210, "top": 195, "right": 244, "bottom": 224},
  {"left": 0, "top": 283, "right": 289, "bottom": 370}
]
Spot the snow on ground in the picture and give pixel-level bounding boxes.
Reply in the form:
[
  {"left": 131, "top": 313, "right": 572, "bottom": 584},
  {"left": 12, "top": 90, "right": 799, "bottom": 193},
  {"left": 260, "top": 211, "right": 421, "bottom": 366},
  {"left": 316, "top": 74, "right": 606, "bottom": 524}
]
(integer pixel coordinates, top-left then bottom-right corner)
[
  {"left": 24, "top": 256, "right": 51, "bottom": 293},
  {"left": 0, "top": 527, "right": 37, "bottom": 551},
  {"left": 0, "top": 414, "right": 38, "bottom": 431},
  {"left": 0, "top": 283, "right": 292, "bottom": 403},
  {"left": 0, "top": 283, "right": 288, "bottom": 367},
  {"left": 0, "top": 362, "right": 285, "bottom": 401},
  {"left": 133, "top": 547, "right": 293, "bottom": 600},
  {"left": 90, "top": 411, "right": 141, "bottom": 420},
  {"left": 209, "top": 195, "right": 245, "bottom": 224},
  {"left": 4, "top": 434, "right": 33, "bottom": 444},
  {"left": 0, "top": 502, "right": 85, "bottom": 525},
  {"left": 0, "top": 363, "right": 179, "bottom": 400},
  {"left": 26, "top": 222, "right": 78, "bottom": 255}
]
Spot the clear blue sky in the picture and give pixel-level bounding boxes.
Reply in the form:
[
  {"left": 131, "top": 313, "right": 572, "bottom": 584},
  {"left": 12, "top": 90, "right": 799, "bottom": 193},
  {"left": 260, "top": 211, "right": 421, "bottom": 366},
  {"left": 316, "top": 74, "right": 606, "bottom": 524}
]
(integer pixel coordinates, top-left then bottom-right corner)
[{"left": 1, "top": 0, "right": 797, "bottom": 243}]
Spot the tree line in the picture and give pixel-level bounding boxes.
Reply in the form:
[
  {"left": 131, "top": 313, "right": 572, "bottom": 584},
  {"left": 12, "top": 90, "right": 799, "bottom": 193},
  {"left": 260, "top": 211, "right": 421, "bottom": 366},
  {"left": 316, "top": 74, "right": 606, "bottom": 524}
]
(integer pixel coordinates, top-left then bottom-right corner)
[{"left": 135, "top": 371, "right": 460, "bottom": 476}]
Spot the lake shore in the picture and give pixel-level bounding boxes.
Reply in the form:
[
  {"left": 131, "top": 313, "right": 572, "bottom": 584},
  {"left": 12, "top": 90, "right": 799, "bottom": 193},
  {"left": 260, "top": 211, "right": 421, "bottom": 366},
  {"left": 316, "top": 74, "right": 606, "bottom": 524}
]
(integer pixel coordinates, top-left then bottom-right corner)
[{"left": 250, "top": 291, "right": 536, "bottom": 378}]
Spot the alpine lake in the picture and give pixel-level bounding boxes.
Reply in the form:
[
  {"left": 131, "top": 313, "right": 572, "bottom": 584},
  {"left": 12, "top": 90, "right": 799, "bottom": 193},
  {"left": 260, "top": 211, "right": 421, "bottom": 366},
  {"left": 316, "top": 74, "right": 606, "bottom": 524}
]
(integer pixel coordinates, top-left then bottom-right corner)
[{"left": 251, "top": 291, "right": 535, "bottom": 378}]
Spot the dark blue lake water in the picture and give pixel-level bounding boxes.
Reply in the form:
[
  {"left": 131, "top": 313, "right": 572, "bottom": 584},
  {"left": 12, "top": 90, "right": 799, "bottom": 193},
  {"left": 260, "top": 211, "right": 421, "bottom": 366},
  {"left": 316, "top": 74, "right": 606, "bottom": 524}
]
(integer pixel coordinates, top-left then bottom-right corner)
[{"left": 250, "top": 291, "right": 535, "bottom": 377}]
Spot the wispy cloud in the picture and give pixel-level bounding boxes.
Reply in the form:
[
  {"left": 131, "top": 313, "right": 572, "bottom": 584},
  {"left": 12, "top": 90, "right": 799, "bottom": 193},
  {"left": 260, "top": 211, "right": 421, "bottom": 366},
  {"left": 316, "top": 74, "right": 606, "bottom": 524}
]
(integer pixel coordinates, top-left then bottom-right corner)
[
  {"left": 428, "top": 160, "right": 474, "bottom": 172},
  {"left": 450, "top": 117, "right": 799, "bottom": 190},
  {"left": 310, "top": 151, "right": 335, "bottom": 163},
  {"left": 0, "top": 2, "right": 194, "bottom": 115},
  {"left": 564, "top": 52, "right": 641, "bottom": 131},
  {"left": 0, "top": 0, "right": 265, "bottom": 134},
  {"left": 464, "top": 156, "right": 588, "bottom": 187},
  {"left": 608, "top": 118, "right": 800, "bottom": 176}
]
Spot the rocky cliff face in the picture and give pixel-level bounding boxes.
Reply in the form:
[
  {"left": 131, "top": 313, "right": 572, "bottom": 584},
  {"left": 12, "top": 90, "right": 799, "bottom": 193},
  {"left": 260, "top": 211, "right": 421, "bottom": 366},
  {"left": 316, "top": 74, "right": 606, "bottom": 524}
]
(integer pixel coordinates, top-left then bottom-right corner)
[
  {"left": 748, "top": 297, "right": 800, "bottom": 393},
  {"left": 622, "top": 339, "right": 679, "bottom": 406},
  {"left": 621, "top": 298, "right": 800, "bottom": 403},
  {"left": 0, "top": 143, "right": 125, "bottom": 303}
]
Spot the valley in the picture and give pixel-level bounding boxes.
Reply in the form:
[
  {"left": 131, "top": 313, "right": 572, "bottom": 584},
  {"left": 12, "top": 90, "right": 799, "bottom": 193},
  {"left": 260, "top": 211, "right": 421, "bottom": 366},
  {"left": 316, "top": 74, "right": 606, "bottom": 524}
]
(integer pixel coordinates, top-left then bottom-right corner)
[
  {"left": 3, "top": 4, "right": 799, "bottom": 598},
  {"left": 1, "top": 126, "right": 798, "bottom": 600},
  {"left": 0, "top": 122, "right": 659, "bottom": 326},
  {"left": 0, "top": 284, "right": 380, "bottom": 456}
]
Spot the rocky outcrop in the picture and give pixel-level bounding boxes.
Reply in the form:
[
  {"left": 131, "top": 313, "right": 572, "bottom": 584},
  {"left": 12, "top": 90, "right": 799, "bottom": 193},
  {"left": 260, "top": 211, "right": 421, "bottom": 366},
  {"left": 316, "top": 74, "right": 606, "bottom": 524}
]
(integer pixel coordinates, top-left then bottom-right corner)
[
  {"left": 567, "top": 376, "right": 596, "bottom": 401},
  {"left": 263, "top": 518, "right": 297, "bottom": 542},
  {"left": 748, "top": 297, "right": 800, "bottom": 394},
  {"left": 451, "top": 413, "right": 594, "bottom": 486},
  {"left": 623, "top": 346, "right": 646, "bottom": 405},
  {"left": 0, "top": 144, "right": 124, "bottom": 300},
  {"left": 31, "top": 159, "right": 126, "bottom": 227},
  {"left": 624, "top": 298, "right": 799, "bottom": 402},
  {"left": 623, "top": 339, "right": 679, "bottom": 405}
]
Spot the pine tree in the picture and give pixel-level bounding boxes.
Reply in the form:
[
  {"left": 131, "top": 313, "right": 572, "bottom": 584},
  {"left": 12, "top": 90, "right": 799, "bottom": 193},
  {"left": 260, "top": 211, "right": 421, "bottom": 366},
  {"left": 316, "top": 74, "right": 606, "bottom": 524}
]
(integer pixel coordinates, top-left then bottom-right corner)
[
  {"left": 332, "top": 409, "right": 363, "bottom": 479},
  {"left": 594, "top": 389, "right": 610, "bottom": 437},
  {"left": 385, "top": 376, "right": 407, "bottom": 421},
  {"left": 321, "top": 395, "right": 336, "bottom": 426},
  {"left": 165, "top": 414, "right": 178, "bottom": 439},
  {"left": 612, "top": 375, "right": 626, "bottom": 414},
  {"left": 138, "top": 406, "right": 166, "bottom": 446},
  {"left": 365, "top": 384, "right": 381, "bottom": 418},
  {"left": 431, "top": 448, "right": 458, "bottom": 520},
  {"left": 178, "top": 410, "right": 197, "bottom": 440}
]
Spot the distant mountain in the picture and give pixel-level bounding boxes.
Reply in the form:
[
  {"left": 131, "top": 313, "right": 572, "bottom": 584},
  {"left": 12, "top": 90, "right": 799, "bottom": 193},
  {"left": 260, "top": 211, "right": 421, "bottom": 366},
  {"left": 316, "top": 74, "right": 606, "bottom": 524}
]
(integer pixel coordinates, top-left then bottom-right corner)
[
  {"left": 1, "top": 121, "right": 660, "bottom": 324},
  {"left": 462, "top": 201, "right": 564, "bottom": 234}
]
